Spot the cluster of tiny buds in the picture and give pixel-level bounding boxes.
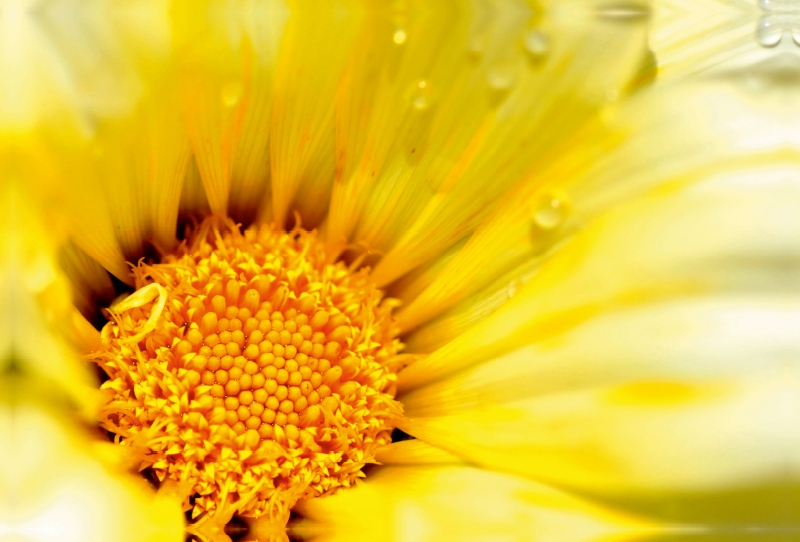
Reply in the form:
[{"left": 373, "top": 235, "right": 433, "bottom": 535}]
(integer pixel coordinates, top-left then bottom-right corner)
[{"left": 172, "top": 280, "right": 356, "bottom": 450}]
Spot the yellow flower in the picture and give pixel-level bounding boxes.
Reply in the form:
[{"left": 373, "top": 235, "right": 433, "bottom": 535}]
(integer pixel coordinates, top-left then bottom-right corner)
[{"left": 4, "top": 0, "right": 799, "bottom": 541}]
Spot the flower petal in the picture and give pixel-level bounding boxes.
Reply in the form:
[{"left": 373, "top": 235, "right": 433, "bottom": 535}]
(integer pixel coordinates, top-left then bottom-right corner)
[
  {"left": 394, "top": 80, "right": 800, "bottom": 348},
  {"left": 269, "top": 0, "right": 359, "bottom": 227},
  {"left": 398, "top": 167, "right": 800, "bottom": 392},
  {"left": 176, "top": 0, "right": 287, "bottom": 219},
  {"left": 402, "top": 379, "right": 800, "bottom": 499},
  {"left": 0, "top": 396, "right": 185, "bottom": 542},
  {"left": 400, "top": 299, "right": 800, "bottom": 499},
  {"left": 401, "top": 297, "right": 800, "bottom": 417},
  {"left": 375, "top": 439, "right": 464, "bottom": 465},
  {"left": 365, "top": 0, "right": 648, "bottom": 286},
  {"left": 295, "top": 465, "right": 653, "bottom": 542}
]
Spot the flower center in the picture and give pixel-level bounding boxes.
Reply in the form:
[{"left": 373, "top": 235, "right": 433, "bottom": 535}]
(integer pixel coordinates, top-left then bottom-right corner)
[{"left": 94, "top": 220, "right": 402, "bottom": 522}]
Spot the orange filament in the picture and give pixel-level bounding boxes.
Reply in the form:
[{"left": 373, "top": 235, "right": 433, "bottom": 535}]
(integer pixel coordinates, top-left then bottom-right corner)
[{"left": 94, "top": 220, "right": 403, "bottom": 523}]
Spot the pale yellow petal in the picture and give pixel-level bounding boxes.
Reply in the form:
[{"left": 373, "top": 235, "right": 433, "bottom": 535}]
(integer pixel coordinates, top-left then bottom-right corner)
[
  {"left": 325, "top": 3, "right": 504, "bottom": 251},
  {"left": 649, "top": 0, "right": 760, "bottom": 82},
  {"left": 0, "top": 183, "right": 96, "bottom": 413},
  {"left": 16, "top": 144, "right": 131, "bottom": 282},
  {"left": 0, "top": 396, "right": 185, "bottom": 542},
  {"left": 8, "top": 2, "right": 187, "bottom": 281},
  {"left": 400, "top": 297, "right": 800, "bottom": 499},
  {"left": 295, "top": 465, "right": 654, "bottom": 542},
  {"left": 398, "top": 166, "right": 800, "bottom": 392},
  {"left": 402, "top": 379, "right": 800, "bottom": 496},
  {"left": 402, "top": 297, "right": 800, "bottom": 417},
  {"left": 395, "top": 79, "right": 800, "bottom": 346},
  {"left": 364, "top": 0, "right": 648, "bottom": 286}
]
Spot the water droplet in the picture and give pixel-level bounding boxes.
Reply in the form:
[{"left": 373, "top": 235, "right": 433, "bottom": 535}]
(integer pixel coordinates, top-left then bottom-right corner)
[
  {"left": 506, "top": 278, "right": 523, "bottom": 299},
  {"left": 759, "top": 0, "right": 799, "bottom": 13},
  {"left": 757, "top": 15, "right": 785, "bottom": 47},
  {"left": 221, "top": 81, "right": 243, "bottom": 107},
  {"left": 756, "top": 12, "right": 800, "bottom": 47},
  {"left": 393, "top": 28, "right": 407, "bottom": 45},
  {"left": 596, "top": 5, "right": 649, "bottom": 20},
  {"left": 467, "top": 36, "right": 485, "bottom": 61},
  {"left": 487, "top": 67, "right": 517, "bottom": 106},
  {"left": 522, "top": 30, "right": 549, "bottom": 61},
  {"left": 487, "top": 69, "right": 515, "bottom": 90},
  {"left": 410, "top": 80, "right": 433, "bottom": 111},
  {"left": 532, "top": 193, "right": 569, "bottom": 231}
]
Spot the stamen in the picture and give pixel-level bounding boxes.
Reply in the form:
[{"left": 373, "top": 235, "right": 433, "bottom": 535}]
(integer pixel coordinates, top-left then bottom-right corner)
[{"left": 93, "top": 220, "right": 403, "bottom": 523}]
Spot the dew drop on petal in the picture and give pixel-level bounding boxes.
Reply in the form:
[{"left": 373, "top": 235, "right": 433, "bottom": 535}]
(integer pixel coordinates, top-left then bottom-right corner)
[
  {"left": 467, "top": 36, "right": 485, "bottom": 61},
  {"left": 759, "top": 0, "right": 798, "bottom": 13},
  {"left": 522, "top": 29, "right": 549, "bottom": 61},
  {"left": 757, "top": 15, "right": 785, "bottom": 47},
  {"left": 596, "top": 5, "right": 649, "bottom": 20},
  {"left": 487, "top": 67, "right": 516, "bottom": 107},
  {"left": 532, "top": 192, "right": 569, "bottom": 231},
  {"left": 221, "top": 81, "right": 243, "bottom": 107},
  {"left": 410, "top": 80, "right": 433, "bottom": 111},
  {"left": 506, "top": 277, "right": 523, "bottom": 300},
  {"left": 393, "top": 28, "right": 407, "bottom": 45}
]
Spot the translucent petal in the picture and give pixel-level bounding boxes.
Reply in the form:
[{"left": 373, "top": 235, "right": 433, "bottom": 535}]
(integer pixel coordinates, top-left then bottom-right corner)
[
  {"left": 398, "top": 166, "right": 800, "bottom": 392},
  {"left": 402, "top": 297, "right": 800, "bottom": 416},
  {"left": 0, "top": 183, "right": 96, "bottom": 413},
  {"left": 401, "top": 298, "right": 800, "bottom": 500},
  {"left": 395, "top": 80, "right": 800, "bottom": 347},
  {"left": 403, "top": 379, "right": 800, "bottom": 497},
  {"left": 0, "top": 396, "right": 185, "bottom": 542},
  {"left": 7, "top": 2, "right": 188, "bottom": 281},
  {"left": 375, "top": 439, "right": 464, "bottom": 465},
  {"left": 362, "top": 0, "right": 648, "bottom": 286},
  {"left": 295, "top": 465, "right": 653, "bottom": 542}
]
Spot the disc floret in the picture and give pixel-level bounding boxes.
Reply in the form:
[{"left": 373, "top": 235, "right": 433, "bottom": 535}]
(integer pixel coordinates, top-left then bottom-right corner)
[{"left": 95, "top": 221, "right": 402, "bottom": 522}]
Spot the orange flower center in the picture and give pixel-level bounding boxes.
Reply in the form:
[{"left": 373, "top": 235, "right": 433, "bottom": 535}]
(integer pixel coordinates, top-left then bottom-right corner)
[{"left": 94, "top": 220, "right": 403, "bottom": 523}]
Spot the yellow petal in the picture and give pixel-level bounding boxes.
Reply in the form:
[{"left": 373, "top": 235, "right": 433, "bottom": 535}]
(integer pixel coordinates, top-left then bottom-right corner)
[
  {"left": 295, "top": 465, "right": 653, "bottom": 542},
  {"left": 0, "top": 394, "right": 185, "bottom": 542},
  {"left": 58, "top": 241, "right": 115, "bottom": 318},
  {"left": 394, "top": 79, "right": 800, "bottom": 347},
  {"left": 365, "top": 0, "right": 648, "bottom": 286},
  {"left": 9, "top": 2, "right": 189, "bottom": 280},
  {"left": 402, "top": 297, "right": 800, "bottom": 417},
  {"left": 375, "top": 439, "right": 464, "bottom": 466},
  {"left": 402, "top": 379, "right": 800, "bottom": 498},
  {"left": 326, "top": 4, "right": 501, "bottom": 251},
  {"left": 398, "top": 165, "right": 800, "bottom": 392},
  {"left": 269, "top": 0, "right": 359, "bottom": 227},
  {"left": 649, "top": 0, "right": 758, "bottom": 82},
  {"left": 0, "top": 182, "right": 96, "bottom": 413},
  {"left": 175, "top": 0, "right": 287, "bottom": 219},
  {"left": 400, "top": 295, "right": 800, "bottom": 502}
]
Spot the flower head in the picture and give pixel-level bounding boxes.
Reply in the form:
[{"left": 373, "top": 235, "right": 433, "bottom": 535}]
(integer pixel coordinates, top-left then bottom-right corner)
[
  {"left": 4, "top": 0, "right": 800, "bottom": 541},
  {"left": 96, "top": 220, "right": 403, "bottom": 520}
]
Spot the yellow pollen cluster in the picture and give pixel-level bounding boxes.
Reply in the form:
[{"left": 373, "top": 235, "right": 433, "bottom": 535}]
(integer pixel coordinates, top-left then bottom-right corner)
[{"left": 94, "top": 221, "right": 403, "bottom": 522}]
